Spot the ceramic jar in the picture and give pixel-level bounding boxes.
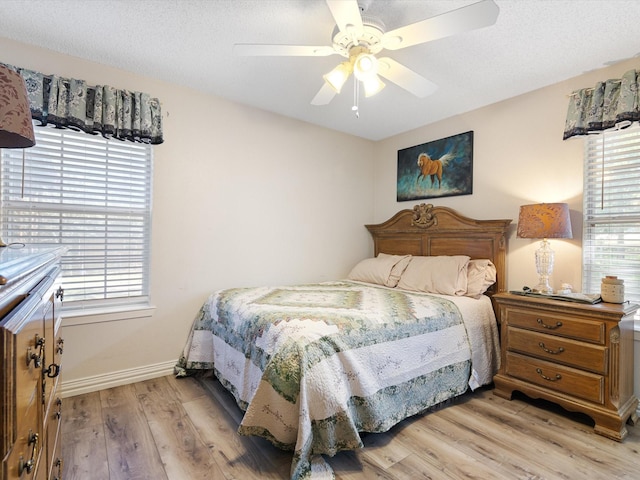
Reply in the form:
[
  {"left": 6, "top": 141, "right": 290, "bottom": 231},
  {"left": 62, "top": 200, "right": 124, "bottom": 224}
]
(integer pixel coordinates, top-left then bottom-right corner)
[{"left": 601, "top": 276, "right": 624, "bottom": 303}]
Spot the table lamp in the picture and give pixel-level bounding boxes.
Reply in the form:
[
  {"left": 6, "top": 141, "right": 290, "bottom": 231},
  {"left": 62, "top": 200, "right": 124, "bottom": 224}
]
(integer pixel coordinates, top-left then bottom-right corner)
[
  {"left": 1, "top": 64, "right": 36, "bottom": 247},
  {"left": 517, "top": 203, "right": 573, "bottom": 294}
]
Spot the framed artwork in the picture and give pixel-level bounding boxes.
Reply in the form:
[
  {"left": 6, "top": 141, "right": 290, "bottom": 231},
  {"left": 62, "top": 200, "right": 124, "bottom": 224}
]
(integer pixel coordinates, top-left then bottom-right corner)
[{"left": 397, "top": 131, "right": 473, "bottom": 201}]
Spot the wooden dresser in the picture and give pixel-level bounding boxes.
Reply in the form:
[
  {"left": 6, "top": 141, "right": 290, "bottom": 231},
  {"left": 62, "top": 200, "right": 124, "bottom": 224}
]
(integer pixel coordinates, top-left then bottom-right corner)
[
  {"left": 493, "top": 292, "right": 638, "bottom": 441},
  {"left": 1, "top": 247, "right": 65, "bottom": 480}
]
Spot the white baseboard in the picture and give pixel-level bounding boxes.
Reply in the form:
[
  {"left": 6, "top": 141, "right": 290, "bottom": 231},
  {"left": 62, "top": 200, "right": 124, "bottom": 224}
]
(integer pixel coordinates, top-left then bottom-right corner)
[{"left": 60, "top": 360, "right": 177, "bottom": 398}]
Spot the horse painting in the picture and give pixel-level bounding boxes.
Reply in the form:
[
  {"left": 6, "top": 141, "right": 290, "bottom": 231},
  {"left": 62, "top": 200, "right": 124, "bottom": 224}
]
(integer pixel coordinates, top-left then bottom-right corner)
[
  {"left": 416, "top": 152, "right": 454, "bottom": 188},
  {"left": 397, "top": 131, "right": 473, "bottom": 201}
]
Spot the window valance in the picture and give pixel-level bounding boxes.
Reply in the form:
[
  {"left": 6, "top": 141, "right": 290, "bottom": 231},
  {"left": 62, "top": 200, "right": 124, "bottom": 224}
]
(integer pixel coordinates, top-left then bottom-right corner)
[
  {"left": 563, "top": 68, "right": 639, "bottom": 140},
  {"left": 2, "top": 63, "right": 163, "bottom": 144}
]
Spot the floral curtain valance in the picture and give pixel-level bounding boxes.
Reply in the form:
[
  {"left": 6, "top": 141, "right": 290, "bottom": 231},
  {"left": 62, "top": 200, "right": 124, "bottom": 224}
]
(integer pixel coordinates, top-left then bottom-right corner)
[
  {"left": 563, "top": 68, "right": 639, "bottom": 140},
  {"left": 2, "top": 63, "right": 163, "bottom": 144}
]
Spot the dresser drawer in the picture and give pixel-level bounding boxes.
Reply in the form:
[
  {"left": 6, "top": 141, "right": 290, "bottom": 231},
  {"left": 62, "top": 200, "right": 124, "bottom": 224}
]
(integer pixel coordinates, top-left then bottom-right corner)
[
  {"left": 507, "top": 327, "right": 608, "bottom": 374},
  {"left": 505, "top": 352, "right": 604, "bottom": 404},
  {"left": 2, "top": 393, "right": 42, "bottom": 480},
  {"left": 15, "top": 315, "right": 45, "bottom": 428},
  {"left": 507, "top": 307, "right": 605, "bottom": 344}
]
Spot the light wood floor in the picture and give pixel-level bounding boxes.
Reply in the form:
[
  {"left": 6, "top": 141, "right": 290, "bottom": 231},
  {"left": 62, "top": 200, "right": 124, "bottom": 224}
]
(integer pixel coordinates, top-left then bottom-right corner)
[{"left": 61, "top": 375, "right": 640, "bottom": 479}]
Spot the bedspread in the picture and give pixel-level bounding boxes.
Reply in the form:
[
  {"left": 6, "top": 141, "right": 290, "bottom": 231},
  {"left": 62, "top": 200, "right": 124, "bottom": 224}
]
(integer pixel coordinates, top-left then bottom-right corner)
[{"left": 175, "top": 281, "right": 499, "bottom": 479}]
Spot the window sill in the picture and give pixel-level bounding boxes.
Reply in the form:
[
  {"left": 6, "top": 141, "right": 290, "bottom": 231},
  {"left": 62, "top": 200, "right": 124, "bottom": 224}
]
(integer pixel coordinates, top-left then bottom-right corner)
[{"left": 63, "top": 304, "right": 156, "bottom": 326}]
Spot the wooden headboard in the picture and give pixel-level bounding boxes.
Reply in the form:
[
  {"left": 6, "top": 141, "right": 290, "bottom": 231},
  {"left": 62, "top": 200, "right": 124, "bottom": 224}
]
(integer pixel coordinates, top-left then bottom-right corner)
[{"left": 366, "top": 204, "right": 512, "bottom": 296}]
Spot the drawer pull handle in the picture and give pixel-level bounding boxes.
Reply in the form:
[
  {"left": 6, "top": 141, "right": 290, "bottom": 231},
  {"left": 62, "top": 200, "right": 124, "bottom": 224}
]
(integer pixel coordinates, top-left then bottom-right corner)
[
  {"left": 55, "top": 397, "right": 63, "bottom": 419},
  {"left": 27, "top": 349, "right": 42, "bottom": 368},
  {"left": 536, "top": 318, "right": 563, "bottom": 329},
  {"left": 538, "top": 342, "right": 565, "bottom": 355},
  {"left": 26, "top": 335, "right": 45, "bottom": 368},
  {"left": 53, "top": 457, "right": 64, "bottom": 480},
  {"left": 45, "top": 362, "right": 61, "bottom": 378},
  {"left": 536, "top": 368, "right": 562, "bottom": 382},
  {"left": 55, "top": 286, "right": 64, "bottom": 301},
  {"left": 56, "top": 337, "right": 65, "bottom": 354},
  {"left": 18, "top": 431, "right": 39, "bottom": 475}
]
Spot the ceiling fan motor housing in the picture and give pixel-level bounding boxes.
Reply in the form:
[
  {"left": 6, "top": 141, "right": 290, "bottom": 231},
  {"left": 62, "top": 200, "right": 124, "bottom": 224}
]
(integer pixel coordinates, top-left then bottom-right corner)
[{"left": 331, "top": 15, "right": 386, "bottom": 57}]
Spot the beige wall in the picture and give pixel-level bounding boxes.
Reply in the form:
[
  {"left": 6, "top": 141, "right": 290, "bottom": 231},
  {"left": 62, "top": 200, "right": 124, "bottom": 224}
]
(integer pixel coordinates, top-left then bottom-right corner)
[
  {"left": 373, "top": 57, "right": 640, "bottom": 402},
  {"left": 1, "top": 37, "right": 374, "bottom": 393},
  {"left": 2, "top": 37, "right": 639, "bottom": 400},
  {"left": 373, "top": 57, "right": 639, "bottom": 295}
]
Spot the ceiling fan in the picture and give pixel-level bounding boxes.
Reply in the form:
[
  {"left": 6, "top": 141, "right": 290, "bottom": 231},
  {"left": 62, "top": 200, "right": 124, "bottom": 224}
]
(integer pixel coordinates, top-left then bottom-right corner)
[{"left": 234, "top": 0, "right": 499, "bottom": 108}]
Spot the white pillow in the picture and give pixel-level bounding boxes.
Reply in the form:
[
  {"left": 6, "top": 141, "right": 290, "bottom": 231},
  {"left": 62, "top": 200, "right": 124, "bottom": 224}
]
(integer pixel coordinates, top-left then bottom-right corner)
[
  {"left": 347, "top": 253, "right": 412, "bottom": 287},
  {"left": 396, "top": 255, "right": 470, "bottom": 296},
  {"left": 465, "top": 259, "right": 497, "bottom": 298}
]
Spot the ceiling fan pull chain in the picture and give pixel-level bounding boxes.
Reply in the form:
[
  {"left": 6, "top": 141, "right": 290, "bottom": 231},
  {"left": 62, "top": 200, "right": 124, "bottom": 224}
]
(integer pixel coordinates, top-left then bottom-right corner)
[{"left": 352, "top": 78, "right": 359, "bottom": 118}]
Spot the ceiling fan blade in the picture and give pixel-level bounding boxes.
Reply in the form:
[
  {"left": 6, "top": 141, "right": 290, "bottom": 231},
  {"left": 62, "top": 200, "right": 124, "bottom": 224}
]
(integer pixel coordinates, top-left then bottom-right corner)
[
  {"left": 382, "top": 0, "right": 499, "bottom": 50},
  {"left": 234, "top": 44, "right": 337, "bottom": 56},
  {"left": 326, "top": 0, "right": 363, "bottom": 36},
  {"left": 377, "top": 57, "right": 437, "bottom": 98},
  {"left": 311, "top": 82, "right": 337, "bottom": 105}
]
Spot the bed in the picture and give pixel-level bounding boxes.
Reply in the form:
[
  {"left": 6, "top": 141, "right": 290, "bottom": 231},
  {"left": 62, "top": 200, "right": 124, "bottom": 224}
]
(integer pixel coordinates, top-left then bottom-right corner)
[{"left": 175, "top": 204, "right": 511, "bottom": 480}]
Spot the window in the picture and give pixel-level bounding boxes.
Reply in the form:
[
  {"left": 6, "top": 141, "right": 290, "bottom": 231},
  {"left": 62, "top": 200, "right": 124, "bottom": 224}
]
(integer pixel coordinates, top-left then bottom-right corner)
[
  {"left": 583, "top": 126, "right": 640, "bottom": 305},
  {"left": 0, "top": 126, "right": 153, "bottom": 311}
]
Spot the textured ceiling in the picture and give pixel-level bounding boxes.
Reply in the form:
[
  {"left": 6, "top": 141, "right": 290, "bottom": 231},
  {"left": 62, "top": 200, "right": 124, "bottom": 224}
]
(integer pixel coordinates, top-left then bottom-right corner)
[{"left": 1, "top": 0, "right": 639, "bottom": 140}]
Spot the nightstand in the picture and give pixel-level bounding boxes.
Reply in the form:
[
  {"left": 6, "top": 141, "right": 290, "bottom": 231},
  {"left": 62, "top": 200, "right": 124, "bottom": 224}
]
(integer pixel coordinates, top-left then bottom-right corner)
[{"left": 493, "top": 292, "right": 638, "bottom": 441}]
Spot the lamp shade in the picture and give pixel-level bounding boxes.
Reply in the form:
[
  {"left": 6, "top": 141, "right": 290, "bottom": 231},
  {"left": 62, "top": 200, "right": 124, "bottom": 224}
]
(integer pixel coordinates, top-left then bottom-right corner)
[
  {"left": 0, "top": 64, "right": 35, "bottom": 148},
  {"left": 517, "top": 203, "right": 573, "bottom": 239},
  {"left": 323, "top": 62, "right": 352, "bottom": 94},
  {"left": 362, "top": 74, "right": 385, "bottom": 97}
]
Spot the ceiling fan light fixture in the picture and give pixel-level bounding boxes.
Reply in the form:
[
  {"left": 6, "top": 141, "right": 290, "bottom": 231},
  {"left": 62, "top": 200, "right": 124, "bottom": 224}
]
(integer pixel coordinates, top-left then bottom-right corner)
[
  {"left": 236, "top": 0, "right": 501, "bottom": 107},
  {"left": 353, "top": 52, "right": 378, "bottom": 81},
  {"left": 362, "top": 74, "right": 385, "bottom": 97},
  {"left": 323, "top": 61, "right": 352, "bottom": 93}
]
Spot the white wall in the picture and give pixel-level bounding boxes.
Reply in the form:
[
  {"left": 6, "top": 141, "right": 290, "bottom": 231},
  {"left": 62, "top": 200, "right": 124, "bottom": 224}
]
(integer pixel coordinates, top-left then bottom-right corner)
[{"left": 1, "top": 37, "right": 375, "bottom": 394}]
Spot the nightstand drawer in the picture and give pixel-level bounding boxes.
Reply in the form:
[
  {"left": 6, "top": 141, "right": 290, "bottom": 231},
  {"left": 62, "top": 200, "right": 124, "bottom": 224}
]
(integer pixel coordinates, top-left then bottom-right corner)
[
  {"left": 505, "top": 352, "right": 604, "bottom": 404},
  {"left": 507, "top": 327, "right": 608, "bottom": 374},
  {"left": 507, "top": 308, "right": 605, "bottom": 344}
]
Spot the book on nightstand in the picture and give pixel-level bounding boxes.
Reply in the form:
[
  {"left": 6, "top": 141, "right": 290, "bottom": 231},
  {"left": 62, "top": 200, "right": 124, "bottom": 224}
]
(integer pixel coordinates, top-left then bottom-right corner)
[{"left": 508, "top": 290, "right": 602, "bottom": 304}]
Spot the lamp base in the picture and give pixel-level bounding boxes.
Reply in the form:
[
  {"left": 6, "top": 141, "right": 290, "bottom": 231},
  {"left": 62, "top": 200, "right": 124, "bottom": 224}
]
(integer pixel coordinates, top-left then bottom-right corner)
[
  {"left": 532, "top": 281, "right": 554, "bottom": 295},
  {"left": 533, "top": 239, "right": 554, "bottom": 294}
]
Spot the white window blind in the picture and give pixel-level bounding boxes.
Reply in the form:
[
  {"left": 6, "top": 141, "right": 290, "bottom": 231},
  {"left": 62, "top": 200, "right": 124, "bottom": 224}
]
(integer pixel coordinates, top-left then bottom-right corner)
[
  {"left": 583, "top": 126, "right": 640, "bottom": 304},
  {"left": 0, "top": 126, "right": 152, "bottom": 310}
]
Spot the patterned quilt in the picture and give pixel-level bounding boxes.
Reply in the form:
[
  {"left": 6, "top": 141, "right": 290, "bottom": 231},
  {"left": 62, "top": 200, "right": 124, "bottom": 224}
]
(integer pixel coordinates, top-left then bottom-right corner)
[{"left": 175, "top": 281, "right": 499, "bottom": 480}]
